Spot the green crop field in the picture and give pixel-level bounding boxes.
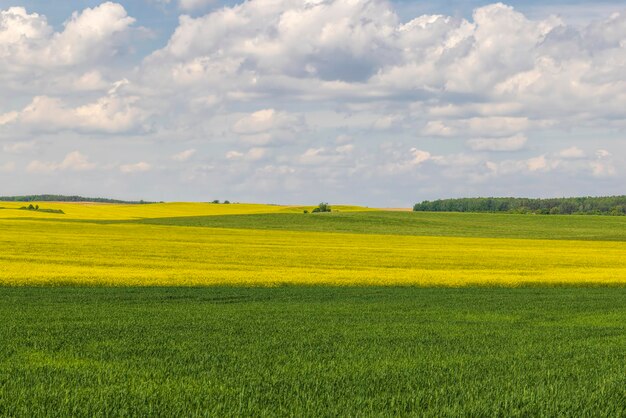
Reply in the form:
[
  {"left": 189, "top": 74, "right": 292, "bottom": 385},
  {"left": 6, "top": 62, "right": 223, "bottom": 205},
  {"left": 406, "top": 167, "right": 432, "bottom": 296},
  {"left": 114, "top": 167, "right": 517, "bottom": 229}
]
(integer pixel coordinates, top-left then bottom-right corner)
[
  {"left": 1, "top": 287, "right": 624, "bottom": 416},
  {"left": 1, "top": 202, "right": 625, "bottom": 415},
  {"left": 135, "top": 210, "right": 626, "bottom": 241}
]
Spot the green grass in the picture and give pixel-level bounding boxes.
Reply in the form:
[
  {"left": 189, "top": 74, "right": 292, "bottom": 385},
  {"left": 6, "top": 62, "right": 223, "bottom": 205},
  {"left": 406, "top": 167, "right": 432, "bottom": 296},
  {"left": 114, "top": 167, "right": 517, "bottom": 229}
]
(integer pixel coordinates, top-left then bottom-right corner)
[
  {"left": 1, "top": 287, "right": 624, "bottom": 416},
  {"left": 135, "top": 211, "right": 626, "bottom": 241}
]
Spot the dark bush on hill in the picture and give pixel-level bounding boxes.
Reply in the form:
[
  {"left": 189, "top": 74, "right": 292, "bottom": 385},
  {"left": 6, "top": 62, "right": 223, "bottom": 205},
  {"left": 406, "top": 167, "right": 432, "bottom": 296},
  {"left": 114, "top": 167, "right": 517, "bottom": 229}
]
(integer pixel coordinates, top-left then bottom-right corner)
[{"left": 311, "top": 202, "right": 331, "bottom": 213}]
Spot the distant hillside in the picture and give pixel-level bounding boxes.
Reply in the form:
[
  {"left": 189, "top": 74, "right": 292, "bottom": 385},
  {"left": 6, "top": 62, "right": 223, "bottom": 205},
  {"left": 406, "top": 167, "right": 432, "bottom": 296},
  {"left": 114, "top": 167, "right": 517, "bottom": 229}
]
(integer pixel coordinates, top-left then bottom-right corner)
[
  {"left": 0, "top": 195, "right": 154, "bottom": 204},
  {"left": 413, "top": 196, "right": 626, "bottom": 216}
]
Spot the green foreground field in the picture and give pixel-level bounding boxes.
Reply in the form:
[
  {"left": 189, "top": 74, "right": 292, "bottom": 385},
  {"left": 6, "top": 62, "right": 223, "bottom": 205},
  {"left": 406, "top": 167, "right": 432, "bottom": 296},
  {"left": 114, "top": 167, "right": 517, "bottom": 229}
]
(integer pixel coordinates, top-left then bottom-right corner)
[{"left": 0, "top": 287, "right": 624, "bottom": 416}]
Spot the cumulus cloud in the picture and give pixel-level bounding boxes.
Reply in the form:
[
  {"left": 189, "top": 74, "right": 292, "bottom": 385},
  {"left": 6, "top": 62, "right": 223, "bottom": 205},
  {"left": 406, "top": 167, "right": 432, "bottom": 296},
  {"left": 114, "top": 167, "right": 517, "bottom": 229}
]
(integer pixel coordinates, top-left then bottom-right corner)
[
  {"left": 27, "top": 151, "right": 96, "bottom": 173},
  {"left": 467, "top": 134, "right": 527, "bottom": 152},
  {"left": 138, "top": 1, "right": 626, "bottom": 132},
  {"left": 2, "top": 142, "right": 36, "bottom": 154},
  {"left": 297, "top": 147, "right": 348, "bottom": 165},
  {"left": 0, "top": 161, "right": 16, "bottom": 172},
  {"left": 482, "top": 147, "right": 618, "bottom": 180},
  {"left": 120, "top": 162, "right": 151, "bottom": 173},
  {"left": 172, "top": 149, "right": 196, "bottom": 161},
  {"left": 596, "top": 149, "right": 611, "bottom": 159},
  {"left": 148, "top": 0, "right": 397, "bottom": 82},
  {"left": 231, "top": 109, "right": 305, "bottom": 145},
  {"left": 423, "top": 117, "right": 530, "bottom": 138},
  {"left": 336, "top": 144, "right": 354, "bottom": 154},
  {"left": 2, "top": 1, "right": 625, "bottom": 203},
  {"left": 0, "top": 111, "right": 18, "bottom": 125},
  {"left": 0, "top": 3, "right": 134, "bottom": 69},
  {"left": 0, "top": 7, "right": 51, "bottom": 46},
  {"left": 410, "top": 148, "right": 432, "bottom": 165},
  {"left": 2, "top": 89, "right": 148, "bottom": 134},
  {"left": 558, "top": 146, "right": 585, "bottom": 159},
  {"left": 226, "top": 147, "right": 268, "bottom": 161}
]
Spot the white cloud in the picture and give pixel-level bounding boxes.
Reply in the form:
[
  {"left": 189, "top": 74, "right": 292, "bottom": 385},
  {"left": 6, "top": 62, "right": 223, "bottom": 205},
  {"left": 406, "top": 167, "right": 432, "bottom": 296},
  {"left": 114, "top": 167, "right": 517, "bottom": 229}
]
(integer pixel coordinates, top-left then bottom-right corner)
[
  {"left": 424, "top": 117, "right": 530, "bottom": 138},
  {"left": 372, "top": 115, "right": 404, "bottom": 130},
  {"left": 225, "top": 147, "right": 268, "bottom": 161},
  {"left": 0, "top": 161, "right": 15, "bottom": 172},
  {"left": 2, "top": 142, "right": 36, "bottom": 154},
  {"left": 0, "top": 111, "right": 18, "bottom": 125},
  {"left": 482, "top": 147, "right": 620, "bottom": 180},
  {"left": 74, "top": 71, "right": 110, "bottom": 91},
  {"left": 590, "top": 149, "right": 615, "bottom": 177},
  {"left": 0, "top": 7, "right": 51, "bottom": 45},
  {"left": 410, "top": 148, "right": 432, "bottom": 165},
  {"left": 336, "top": 144, "right": 354, "bottom": 154},
  {"left": 141, "top": 1, "right": 626, "bottom": 131},
  {"left": 0, "top": 3, "right": 134, "bottom": 69},
  {"left": 590, "top": 161, "right": 616, "bottom": 177},
  {"left": 225, "top": 150, "right": 244, "bottom": 160},
  {"left": 297, "top": 146, "right": 352, "bottom": 166},
  {"left": 245, "top": 147, "right": 268, "bottom": 161},
  {"left": 422, "top": 121, "right": 457, "bottom": 137},
  {"left": 50, "top": 2, "right": 135, "bottom": 66},
  {"left": 120, "top": 162, "right": 151, "bottom": 173},
  {"left": 26, "top": 151, "right": 96, "bottom": 173},
  {"left": 335, "top": 134, "right": 353, "bottom": 144},
  {"left": 232, "top": 109, "right": 304, "bottom": 135},
  {"left": 596, "top": 149, "right": 611, "bottom": 159},
  {"left": 172, "top": 149, "right": 196, "bottom": 162},
  {"left": 558, "top": 146, "right": 585, "bottom": 159},
  {"left": 231, "top": 109, "right": 305, "bottom": 145},
  {"left": 1, "top": 2, "right": 625, "bottom": 203},
  {"left": 526, "top": 155, "right": 549, "bottom": 172},
  {"left": 149, "top": 0, "right": 397, "bottom": 83},
  {"left": 233, "top": 109, "right": 281, "bottom": 135},
  {"left": 3, "top": 89, "right": 147, "bottom": 134},
  {"left": 467, "top": 134, "right": 527, "bottom": 151}
]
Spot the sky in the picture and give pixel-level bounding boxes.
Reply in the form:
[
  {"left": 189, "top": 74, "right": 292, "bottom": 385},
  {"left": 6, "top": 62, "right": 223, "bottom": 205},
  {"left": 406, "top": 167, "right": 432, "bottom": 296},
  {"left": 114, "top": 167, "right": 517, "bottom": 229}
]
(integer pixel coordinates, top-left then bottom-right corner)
[{"left": 0, "top": 0, "right": 625, "bottom": 206}]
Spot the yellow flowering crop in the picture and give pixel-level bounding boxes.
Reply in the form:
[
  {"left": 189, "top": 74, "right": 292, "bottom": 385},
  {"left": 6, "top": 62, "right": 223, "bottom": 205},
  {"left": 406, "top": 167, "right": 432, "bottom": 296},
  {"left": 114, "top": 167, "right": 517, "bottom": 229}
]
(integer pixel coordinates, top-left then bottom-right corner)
[
  {"left": 1, "top": 212, "right": 625, "bottom": 286},
  {"left": 0, "top": 202, "right": 374, "bottom": 220}
]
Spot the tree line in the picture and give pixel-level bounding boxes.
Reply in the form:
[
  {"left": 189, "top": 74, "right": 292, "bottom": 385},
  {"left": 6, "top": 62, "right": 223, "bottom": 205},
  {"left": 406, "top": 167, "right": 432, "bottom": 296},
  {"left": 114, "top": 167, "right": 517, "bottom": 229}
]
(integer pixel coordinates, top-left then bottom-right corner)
[
  {"left": 413, "top": 196, "right": 626, "bottom": 215},
  {"left": 0, "top": 195, "right": 154, "bottom": 204}
]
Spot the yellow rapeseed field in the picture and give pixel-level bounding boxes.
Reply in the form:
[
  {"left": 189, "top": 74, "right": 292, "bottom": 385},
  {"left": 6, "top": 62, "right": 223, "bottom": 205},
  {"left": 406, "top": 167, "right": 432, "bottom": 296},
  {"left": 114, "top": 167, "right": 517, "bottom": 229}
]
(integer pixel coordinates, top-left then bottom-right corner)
[
  {"left": 0, "top": 201, "right": 374, "bottom": 220},
  {"left": 1, "top": 203, "right": 625, "bottom": 286}
]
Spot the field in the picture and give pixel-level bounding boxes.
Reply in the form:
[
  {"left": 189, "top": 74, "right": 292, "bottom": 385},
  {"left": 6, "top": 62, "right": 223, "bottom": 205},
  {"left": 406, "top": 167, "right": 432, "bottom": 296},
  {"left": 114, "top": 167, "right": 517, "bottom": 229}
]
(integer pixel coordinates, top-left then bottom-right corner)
[
  {"left": 1, "top": 202, "right": 625, "bottom": 415},
  {"left": 1, "top": 203, "right": 626, "bottom": 286},
  {"left": 1, "top": 287, "right": 625, "bottom": 416}
]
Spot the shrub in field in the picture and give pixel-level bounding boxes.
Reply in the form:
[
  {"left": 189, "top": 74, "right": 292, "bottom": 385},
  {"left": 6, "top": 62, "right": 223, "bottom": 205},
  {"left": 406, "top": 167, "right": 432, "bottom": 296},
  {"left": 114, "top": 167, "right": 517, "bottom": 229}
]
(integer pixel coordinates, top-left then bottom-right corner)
[
  {"left": 17, "top": 205, "right": 64, "bottom": 214},
  {"left": 312, "top": 203, "right": 331, "bottom": 213}
]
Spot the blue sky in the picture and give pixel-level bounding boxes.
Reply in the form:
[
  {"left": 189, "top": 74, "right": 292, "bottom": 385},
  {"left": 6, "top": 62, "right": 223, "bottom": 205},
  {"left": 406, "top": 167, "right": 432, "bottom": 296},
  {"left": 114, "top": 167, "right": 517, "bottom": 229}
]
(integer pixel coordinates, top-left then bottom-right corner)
[{"left": 0, "top": 0, "right": 625, "bottom": 205}]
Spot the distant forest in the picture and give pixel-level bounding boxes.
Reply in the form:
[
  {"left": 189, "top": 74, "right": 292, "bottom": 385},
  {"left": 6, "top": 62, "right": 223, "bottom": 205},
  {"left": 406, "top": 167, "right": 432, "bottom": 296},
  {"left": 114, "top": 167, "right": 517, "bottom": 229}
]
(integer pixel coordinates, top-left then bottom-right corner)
[
  {"left": 413, "top": 196, "right": 626, "bottom": 215},
  {"left": 0, "top": 195, "right": 153, "bottom": 204}
]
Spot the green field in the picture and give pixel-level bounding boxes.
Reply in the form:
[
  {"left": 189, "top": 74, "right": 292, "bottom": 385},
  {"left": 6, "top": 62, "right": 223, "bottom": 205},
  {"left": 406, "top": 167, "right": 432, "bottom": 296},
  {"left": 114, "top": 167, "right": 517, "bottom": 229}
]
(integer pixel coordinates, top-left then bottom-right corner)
[
  {"left": 9, "top": 209, "right": 626, "bottom": 241},
  {"left": 1, "top": 287, "right": 624, "bottom": 416},
  {"left": 1, "top": 203, "right": 625, "bottom": 415},
  {"left": 134, "top": 210, "right": 626, "bottom": 241}
]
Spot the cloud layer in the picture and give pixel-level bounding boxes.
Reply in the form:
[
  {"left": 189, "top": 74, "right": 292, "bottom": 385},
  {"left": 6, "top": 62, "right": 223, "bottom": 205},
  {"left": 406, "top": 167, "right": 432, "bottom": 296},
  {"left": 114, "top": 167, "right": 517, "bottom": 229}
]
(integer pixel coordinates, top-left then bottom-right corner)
[{"left": 1, "top": 0, "right": 624, "bottom": 204}]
